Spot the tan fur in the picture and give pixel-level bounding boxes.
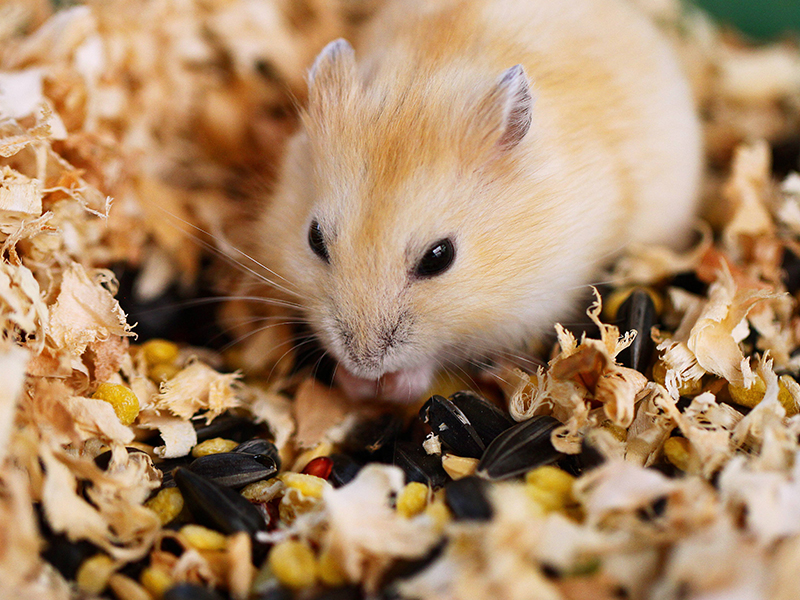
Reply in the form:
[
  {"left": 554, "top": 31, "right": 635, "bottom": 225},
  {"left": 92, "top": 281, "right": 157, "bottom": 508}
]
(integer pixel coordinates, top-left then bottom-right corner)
[{"left": 255, "top": 0, "right": 702, "bottom": 400}]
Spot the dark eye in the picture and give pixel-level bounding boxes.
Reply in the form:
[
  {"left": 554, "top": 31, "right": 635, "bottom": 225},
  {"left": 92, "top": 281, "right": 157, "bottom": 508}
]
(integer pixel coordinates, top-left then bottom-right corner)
[
  {"left": 308, "top": 219, "right": 329, "bottom": 263},
  {"left": 415, "top": 238, "right": 455, "bottom": 278}
]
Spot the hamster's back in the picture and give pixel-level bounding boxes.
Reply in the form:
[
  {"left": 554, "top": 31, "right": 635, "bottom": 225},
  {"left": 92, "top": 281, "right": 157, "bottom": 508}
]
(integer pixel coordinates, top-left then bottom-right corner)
[{"left": 356, "top": 0, "right": 701, "bottom": 250}]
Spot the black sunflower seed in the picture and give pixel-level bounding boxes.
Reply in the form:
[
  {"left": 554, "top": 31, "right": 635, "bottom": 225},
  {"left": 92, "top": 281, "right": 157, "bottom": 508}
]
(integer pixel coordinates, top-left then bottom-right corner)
[
  {"left": 782, "top": 248, "right": 800, "bottom": 295},
  {"left": 393, "top": 442, "right": 449, "bottom": 489},
  {"left": 449, "top": 391, "right": 515, "bottom": 446},
  {"left": 41, "top": 535, "right": 98, "bottom": 580},
  {"left": 194, "top": 413, "right": 258, "bottom": 443},
  {"left": 444, "top": 476, "right": 493, "bottom": 521},
  {"left": 477, "top": 415, "right": 561, "bottom": 480},
  {"left": 93, "top": 447, "right": 147, "bottom": 471},
  {"left": 329, "top": 453, "right": 363, "bottom": 488},
  {"left": 163, "top": 583, "right": 226, "bottom": 600},
  {"left": 189, "top": 452, "right": 278, "bottom": 489},
  {"left": 669, "top": 271, "right": 707, "bottom": 296},
  {"left": 343, "top": 413, "right": 404, "bottom": 459},
  {"left": 234, "top": 438, "right": 281, "bottom": 470},
  {"left": 615, "top": 289, "right": 657, "bottom": 373},
  {"left": 419, "top": 395, "right": 485, "bottom": 458},
  {"left": 174, "top": 467, "right": 265, "bottom": 535}
]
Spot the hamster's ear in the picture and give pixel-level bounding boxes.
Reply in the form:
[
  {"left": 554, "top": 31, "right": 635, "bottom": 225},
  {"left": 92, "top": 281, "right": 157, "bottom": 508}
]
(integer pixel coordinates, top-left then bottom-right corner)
[
  {"left": 477, "top": 64, "right": 533, "bottom": 152},
  {"left": 308, "top": 38, "right": 356, "bottom": 101}
]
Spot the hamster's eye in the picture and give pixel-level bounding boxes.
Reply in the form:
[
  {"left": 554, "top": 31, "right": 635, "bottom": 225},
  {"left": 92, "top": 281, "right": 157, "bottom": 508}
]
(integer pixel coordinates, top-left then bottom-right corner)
[
  {"left": 308, "top": 219, "right": 329, "bottom": 263},
  {"left": 415, "top": 238, "right": 455, "bottom": 278}
]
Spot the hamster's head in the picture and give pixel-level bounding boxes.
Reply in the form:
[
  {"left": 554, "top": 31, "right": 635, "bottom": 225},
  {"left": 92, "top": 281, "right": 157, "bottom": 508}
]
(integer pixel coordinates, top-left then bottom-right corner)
[{"left": 271, "top": 39, "right": 542, "bottom": 400}]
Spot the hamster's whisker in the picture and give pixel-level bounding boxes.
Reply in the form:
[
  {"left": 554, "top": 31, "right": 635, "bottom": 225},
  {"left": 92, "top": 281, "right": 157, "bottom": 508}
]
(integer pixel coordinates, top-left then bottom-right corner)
[
  {"left": 153, "top": 205, "right": 302, "bottom": 299},
  {"left": 265, "top": 335, "right": 320, "bottom": 383}
]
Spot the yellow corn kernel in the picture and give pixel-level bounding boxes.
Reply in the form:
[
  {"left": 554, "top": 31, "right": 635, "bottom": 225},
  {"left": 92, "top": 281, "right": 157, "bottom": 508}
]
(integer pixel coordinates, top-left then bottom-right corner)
[
  {"left": 396, "top": 482, "right": 429, "bottom": 518},
  {"left": 191, "top": 437, "right": 238, "bottom": 458},
  {"left": 317, "top": 546, "right": 347, "bottom": 587},
  {"left": 140, "top": 566, "right": 172, "bottom": 599},
  {"left": 148, "top": 362, "right": 180, "bottom": 382},
  {"left": 76, "top": 554, "right": 117, "bottom": 595},
  {"left": 145, "top": 487, "right": 184, "bottom": 525},
  {"left": 279, "top": 472, "right": 327, "bottom": 499},
  {"left": 663, "top": 437, "right": 691, "bottom": 471},
  {"left": 180, "top": 524, "right": 228, "bottom": 551},
  {"left": 142, "top": 339, "right": 180, "bottom": 366},
  {"left": 652, "top": 361, "right": 703, "bottom": 396},
  {"left": 525, "top": 466, "right": 575, "bottom": 512},
  {"left": 268, "top": 539, "right": 318, "bottom": 589},
  {"left": 92, "top": 383, "right": 140, "bottom": 426}
]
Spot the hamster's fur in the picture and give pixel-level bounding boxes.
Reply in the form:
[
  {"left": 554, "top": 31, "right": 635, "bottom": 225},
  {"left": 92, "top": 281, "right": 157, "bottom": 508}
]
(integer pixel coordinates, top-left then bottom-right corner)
[{"left": 255, "top": 0, "right": 702, "bottom": 401}]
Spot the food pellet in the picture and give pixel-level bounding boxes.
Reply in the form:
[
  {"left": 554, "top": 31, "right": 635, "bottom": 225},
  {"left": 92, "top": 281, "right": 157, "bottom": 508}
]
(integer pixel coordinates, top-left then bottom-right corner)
[
  {"left": 396, "top": 481, "right": 429, "bottom": 518},
  {"left": 180, "top": 524, "right": 228, "bottom": 551},
  {"left": 663, "top": 437, "right": 691, "bottom": 471},
  {"left": 140, "top": 566, "right": 173, "bottom": 599},
  {"left": 108, "top": 573, "right": 154, "bottom": 600},
  {"left": 92, "top": 382, "right": 140, "bottom": 426},
  {"left": 191, "top": 437, "right": 239, "bottom": 458},
  {"left": 76, "top": 553, "right": 117, "bottom": 595},
  {"left": 268, "top": 539, "right": 318, "bottom": 589},
  {"left": 728, "top": 374, "right": 799, "bottom": 415},
  {"left": 652, "top": 360, "right": 703, "bottom": 396},
  {"left": 141, "top": 339, "right": 180, "bottom": 366},
  {"left": 145, "top": 487, "right": 184, "bottom": 525},
  {"left": 148, "top": 362, "right": 180, "bottom": 382}
]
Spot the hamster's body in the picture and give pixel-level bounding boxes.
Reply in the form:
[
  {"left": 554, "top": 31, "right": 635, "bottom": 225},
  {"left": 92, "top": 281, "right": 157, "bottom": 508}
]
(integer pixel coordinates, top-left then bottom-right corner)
[{"left": 255, "top": 0, "right": 702, "bottom": 401}]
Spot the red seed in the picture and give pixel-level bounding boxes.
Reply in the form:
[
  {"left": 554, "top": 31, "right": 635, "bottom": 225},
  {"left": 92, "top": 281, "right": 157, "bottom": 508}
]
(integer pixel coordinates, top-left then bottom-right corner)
[{"left": 301, "top": 456, "right": 333, "bottom": 480}]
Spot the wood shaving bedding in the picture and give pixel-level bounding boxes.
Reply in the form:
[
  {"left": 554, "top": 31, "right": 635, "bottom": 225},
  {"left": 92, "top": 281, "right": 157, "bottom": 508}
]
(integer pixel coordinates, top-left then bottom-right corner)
[{"left": 0, "top": 1, "right": 799, "bottom": 599}]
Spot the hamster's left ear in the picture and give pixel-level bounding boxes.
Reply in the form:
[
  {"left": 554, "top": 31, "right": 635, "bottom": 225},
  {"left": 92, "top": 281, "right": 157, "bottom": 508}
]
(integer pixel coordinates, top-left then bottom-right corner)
[
  {"left": 476, "top": 64, "right": 534, "bottom": 152},
  {"left": 308, "top": 38, "right": 356, "bottom": 103}
]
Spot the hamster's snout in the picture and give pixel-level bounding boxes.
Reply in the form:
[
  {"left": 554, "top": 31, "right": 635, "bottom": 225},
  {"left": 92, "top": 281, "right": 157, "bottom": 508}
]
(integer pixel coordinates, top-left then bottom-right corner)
[{"left": 328, "top": 310, "right": 413, "bottom": 378}]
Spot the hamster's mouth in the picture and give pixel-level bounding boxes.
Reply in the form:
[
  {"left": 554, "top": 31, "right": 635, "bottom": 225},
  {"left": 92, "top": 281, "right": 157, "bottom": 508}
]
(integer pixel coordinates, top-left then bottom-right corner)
[{"left": 334, "top": 362, "right": 435, "bottom": 403}]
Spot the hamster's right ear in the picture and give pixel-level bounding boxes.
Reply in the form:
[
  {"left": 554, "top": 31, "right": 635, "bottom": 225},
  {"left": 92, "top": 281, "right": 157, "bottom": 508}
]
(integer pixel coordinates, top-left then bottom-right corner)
[{"left": 308, "top": 39, "right": 356, "bottom": 103}]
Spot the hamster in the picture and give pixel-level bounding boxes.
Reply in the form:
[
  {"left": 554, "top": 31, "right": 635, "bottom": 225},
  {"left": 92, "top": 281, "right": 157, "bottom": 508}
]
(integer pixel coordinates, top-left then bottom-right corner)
[{"left": 254, "top": 0, "right": 702, "bottom": 402}]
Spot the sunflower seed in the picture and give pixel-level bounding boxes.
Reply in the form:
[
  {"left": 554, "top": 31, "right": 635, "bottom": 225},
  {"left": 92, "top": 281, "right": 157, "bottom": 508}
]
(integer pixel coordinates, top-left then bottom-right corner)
[
  {"left": 448, "top": 391, "right": 514, "bottom": 446},
  {"left": 329, "top": 453, "right": 362, "bottom": 488},
  {"left": 616, "top": 288, "right": 657, "bottom": 373},
  {"left": 188, "top": 452, "right": 278, "bottom": 488},
  {"left": 419, "top": 395, "right": 485, "bottom": 458},
  {"left": 393, "top": 441, "right": 449, "bottom": 489},
  {"left": 477, "top": 415, "right": 561, "bottom": 480},
  {"left": 94, "top": 447, "right": 146, "bottom": 471},
  {"left": 173, "top": 467, "right": 265, "bottom": 535},
  {"left": 194, "top": 413, "right": 257, "bottom": 443},
  {"left": 444, "top": 476, "right": 493, "bottom": 521},
  {"left": 343, "top": 413, "right": 404, "bottom": 458},
  {"left": 41, "top": 534, "right": 98, "bottom": 581},
  {"left": 234, "top": 438, "right": 281, "bottom": 470}
]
